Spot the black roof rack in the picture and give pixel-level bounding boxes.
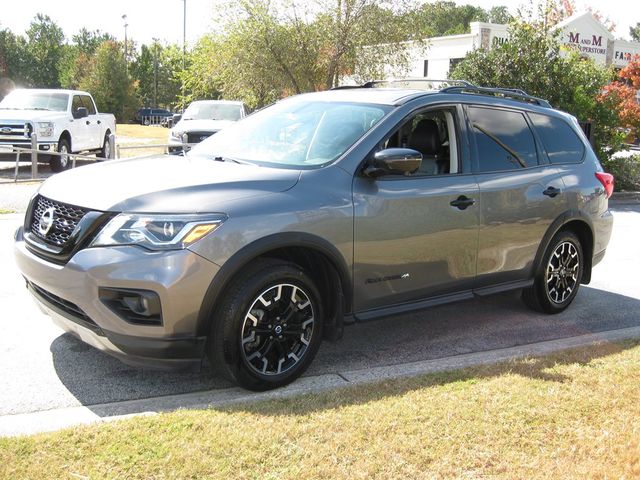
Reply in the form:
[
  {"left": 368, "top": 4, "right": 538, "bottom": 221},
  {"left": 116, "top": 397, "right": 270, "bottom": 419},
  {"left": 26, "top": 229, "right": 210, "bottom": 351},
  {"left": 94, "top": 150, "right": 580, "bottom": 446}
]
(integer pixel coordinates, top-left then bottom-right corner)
[
  {"left": 331, "top": 78, "right": 552, "bottom": 108},
  {"left": 331, "top": 78, "right": 474, "bottom": 90},
  {"left": 440, "top": 85, "right": 552, "bottom": 108}
]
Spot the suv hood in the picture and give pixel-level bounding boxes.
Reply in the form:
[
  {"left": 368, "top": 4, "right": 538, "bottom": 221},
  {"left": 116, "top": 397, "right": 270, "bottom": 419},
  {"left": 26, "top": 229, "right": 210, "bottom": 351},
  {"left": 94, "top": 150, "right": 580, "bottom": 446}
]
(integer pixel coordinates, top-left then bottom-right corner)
[
  {"left": 0, "top": 109, "right": 64, "bottom": 122},
  {"left": 173, "top": 119, "right": 235, "bottom": 133},
  {"left": 38, "top": 154, "right": 300, "bottom": 212}
]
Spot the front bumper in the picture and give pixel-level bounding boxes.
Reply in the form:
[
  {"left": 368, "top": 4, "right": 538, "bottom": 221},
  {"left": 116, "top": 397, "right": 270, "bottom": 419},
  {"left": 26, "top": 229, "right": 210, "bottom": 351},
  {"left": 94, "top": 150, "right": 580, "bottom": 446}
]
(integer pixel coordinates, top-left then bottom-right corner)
[
  {"left": 14, "top": 227, "right": 221, "bottom": 369},
  {"left": 0, "top": 141, "right": 58, "bottom": 155}
]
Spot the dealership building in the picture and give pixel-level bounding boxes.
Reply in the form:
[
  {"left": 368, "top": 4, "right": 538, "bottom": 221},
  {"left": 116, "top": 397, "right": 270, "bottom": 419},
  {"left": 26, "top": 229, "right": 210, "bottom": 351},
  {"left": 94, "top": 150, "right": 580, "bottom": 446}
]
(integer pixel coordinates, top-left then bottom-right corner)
[{"left": 403, "top": 12, "right": 640, "bottom": 82}]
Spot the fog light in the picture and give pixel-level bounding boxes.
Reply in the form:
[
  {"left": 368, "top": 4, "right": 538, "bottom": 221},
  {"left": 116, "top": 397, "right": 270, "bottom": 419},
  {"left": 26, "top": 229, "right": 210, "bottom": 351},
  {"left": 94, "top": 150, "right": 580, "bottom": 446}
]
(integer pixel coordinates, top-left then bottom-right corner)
[
  {"left": 99, "top": 288, "right": 162, "bottom": 326},
  {"left": 40, "top": 145, "right": 50, "bottom": 151}
]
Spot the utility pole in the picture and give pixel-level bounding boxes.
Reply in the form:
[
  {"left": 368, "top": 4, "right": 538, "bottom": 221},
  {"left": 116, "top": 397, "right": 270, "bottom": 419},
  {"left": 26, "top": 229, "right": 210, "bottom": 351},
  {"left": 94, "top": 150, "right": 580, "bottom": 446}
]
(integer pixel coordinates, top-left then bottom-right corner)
[
  {"left": 153, "top": 38, "right": 159, "bottom": 108},
  {"left": 182, "top": 0, "right": 186, "bottom": 113},
  {"left": 122, "top": 14, "right": 128, "bottom": 76}
]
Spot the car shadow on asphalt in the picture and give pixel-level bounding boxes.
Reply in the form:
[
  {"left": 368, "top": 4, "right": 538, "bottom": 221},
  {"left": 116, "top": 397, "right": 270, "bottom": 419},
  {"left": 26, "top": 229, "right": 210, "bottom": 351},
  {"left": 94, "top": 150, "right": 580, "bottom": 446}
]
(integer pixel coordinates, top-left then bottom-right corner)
[{"left": 49, "top": 285, "right": 640, "bottom": 418}]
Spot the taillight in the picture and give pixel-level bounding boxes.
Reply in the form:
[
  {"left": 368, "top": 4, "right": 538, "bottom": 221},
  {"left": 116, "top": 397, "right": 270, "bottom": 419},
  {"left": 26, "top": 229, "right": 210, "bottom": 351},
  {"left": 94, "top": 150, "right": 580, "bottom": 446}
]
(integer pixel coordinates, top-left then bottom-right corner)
[{"left": 595, "top": 172, "right": 614, "bottom": 199}]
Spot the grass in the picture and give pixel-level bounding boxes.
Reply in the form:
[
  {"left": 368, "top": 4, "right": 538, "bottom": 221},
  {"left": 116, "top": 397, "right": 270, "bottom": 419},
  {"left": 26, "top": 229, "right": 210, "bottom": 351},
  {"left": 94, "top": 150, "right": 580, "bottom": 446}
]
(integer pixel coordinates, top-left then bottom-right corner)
[
  {"left": 0, "top": 209, "right": 16, "bottom": 214},
  {"left": 2, "top": 340, "right": 640, "bottom": 479},
  {"left": 115, "top": 124, "right": 173, "bottom": 158}
]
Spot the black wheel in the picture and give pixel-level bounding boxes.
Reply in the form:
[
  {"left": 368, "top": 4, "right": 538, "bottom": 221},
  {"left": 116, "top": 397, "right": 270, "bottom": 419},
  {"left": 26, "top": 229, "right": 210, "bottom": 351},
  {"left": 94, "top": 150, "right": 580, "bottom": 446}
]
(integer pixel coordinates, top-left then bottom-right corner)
[
  {"left": 49, "top": 138, "right": 70, "bottom": 173},
  {"left": 523, "top": 231, "right": 583, "bottom": 314},
  {"left": 208, "top": 259, "right": 323, "bottom": 391},
  {"left": 99, "top": 133, "right": 111, "bottom": 159}
]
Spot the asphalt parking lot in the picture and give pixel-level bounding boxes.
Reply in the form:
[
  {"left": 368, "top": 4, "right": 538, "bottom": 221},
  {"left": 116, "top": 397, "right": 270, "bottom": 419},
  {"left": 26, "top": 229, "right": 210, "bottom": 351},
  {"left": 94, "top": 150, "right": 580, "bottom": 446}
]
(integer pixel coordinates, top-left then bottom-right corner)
[{"left": 0, "top": 196, "right": 639, "bottom": 423}]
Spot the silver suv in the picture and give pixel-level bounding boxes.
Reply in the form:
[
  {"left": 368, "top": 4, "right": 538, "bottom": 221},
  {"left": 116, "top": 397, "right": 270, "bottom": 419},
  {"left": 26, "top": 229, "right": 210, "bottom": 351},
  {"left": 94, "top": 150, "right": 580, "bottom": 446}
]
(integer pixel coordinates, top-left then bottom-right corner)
[{"left": 14, "top": 82, "right": 614, "bottom": 390}]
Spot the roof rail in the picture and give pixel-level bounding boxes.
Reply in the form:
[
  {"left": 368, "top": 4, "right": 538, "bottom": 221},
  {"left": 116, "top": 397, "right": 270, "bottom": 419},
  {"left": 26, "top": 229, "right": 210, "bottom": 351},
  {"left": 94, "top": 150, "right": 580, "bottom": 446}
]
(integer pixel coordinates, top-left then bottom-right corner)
[
  {"left": 331, "top": 78, "right": 474, "bottom": 90},
  {"left": 440, "top": 85, "right": 552, "bottom": 108}
]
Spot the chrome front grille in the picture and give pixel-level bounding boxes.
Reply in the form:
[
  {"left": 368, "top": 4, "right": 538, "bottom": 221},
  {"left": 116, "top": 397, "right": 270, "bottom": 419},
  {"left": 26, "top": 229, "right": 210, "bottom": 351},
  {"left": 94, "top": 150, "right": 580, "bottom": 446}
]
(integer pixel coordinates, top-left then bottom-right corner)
[
  {"left": 0, "top": 122, "right": 32, "bottom": 141},
  {"left": 30, "top": 195, "right": 89, "bottom": 248}
]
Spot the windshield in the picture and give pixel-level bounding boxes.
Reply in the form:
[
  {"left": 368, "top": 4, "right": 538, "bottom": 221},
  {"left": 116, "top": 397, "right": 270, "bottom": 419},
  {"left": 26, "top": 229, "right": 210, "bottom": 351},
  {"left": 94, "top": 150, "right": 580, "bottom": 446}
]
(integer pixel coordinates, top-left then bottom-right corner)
[
  {"left": 189, "top": 99, "right": 390, "bottom": 168},
  {"left": 0, "top": 91, "right": 69, "bottom": 111},
  {"left": 183, "top": 102, "right": 243, "bottom": 121}
]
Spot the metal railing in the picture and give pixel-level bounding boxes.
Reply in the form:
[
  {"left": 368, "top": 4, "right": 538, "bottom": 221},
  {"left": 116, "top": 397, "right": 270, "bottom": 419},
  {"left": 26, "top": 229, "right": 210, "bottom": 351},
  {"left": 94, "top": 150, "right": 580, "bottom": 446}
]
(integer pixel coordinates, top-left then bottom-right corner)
[{"left": 5, "top": 133, "right": 199, "bottom": 183}]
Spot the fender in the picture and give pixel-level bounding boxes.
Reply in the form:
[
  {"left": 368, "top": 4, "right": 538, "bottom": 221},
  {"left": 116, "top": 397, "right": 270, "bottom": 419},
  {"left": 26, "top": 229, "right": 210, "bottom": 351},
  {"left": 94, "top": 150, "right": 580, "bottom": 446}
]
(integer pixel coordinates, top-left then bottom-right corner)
[
  {"left": 531, "top": 209, "right": 595, "bottom": 284},
  {"left": 195, "top": 232, "right": 353, "bottom": 336}
]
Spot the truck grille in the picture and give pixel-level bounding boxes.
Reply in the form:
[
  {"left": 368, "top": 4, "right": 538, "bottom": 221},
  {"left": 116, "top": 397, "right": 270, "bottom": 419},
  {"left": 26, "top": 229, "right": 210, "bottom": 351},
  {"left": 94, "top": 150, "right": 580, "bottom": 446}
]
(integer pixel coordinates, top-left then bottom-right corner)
[
  {"left": 0, "top": 122, "right": 32, "bottom": 141},
  {"left": 30, "top": 195, "right": 89, "bottom": 248},
  {"left": 187, "top": 131, "right": 216, "bottom": 143}
]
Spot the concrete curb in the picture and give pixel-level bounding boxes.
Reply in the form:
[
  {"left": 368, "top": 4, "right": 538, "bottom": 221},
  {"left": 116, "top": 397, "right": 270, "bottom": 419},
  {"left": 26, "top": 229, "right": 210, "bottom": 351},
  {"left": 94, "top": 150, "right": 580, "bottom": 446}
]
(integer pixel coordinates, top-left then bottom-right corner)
[{"left": 2, "top": 325, "right": 640, "bottom": 438}]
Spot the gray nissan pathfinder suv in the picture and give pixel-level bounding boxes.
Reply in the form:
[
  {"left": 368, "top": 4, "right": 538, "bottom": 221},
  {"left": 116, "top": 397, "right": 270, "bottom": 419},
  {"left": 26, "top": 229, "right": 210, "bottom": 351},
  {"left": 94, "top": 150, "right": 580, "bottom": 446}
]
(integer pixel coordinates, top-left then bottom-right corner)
[{"left": 14, "top": 81, "right": 614, "bottom": 390}]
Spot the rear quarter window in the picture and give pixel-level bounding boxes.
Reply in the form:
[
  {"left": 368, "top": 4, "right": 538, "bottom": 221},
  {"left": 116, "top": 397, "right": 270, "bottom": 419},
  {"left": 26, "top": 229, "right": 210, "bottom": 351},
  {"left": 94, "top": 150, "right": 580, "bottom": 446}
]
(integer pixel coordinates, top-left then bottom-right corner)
[{"left": 529, "top": 113, "right": 585, "bottom": 164}]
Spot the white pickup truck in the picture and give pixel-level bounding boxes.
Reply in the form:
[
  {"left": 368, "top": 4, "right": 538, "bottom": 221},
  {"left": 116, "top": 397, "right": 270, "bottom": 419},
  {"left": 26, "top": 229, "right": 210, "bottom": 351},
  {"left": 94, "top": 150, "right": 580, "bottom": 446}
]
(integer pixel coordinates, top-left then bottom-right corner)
[{"left": 0, "top": 89, "right": 116, "bottom": 172}]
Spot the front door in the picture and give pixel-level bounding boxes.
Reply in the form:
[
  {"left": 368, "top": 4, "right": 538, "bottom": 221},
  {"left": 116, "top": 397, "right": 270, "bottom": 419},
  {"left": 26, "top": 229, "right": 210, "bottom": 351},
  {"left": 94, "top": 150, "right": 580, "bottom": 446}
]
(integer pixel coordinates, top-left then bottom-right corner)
[{"left": 352, "top": 106, "right": 480, "bottom": 313}]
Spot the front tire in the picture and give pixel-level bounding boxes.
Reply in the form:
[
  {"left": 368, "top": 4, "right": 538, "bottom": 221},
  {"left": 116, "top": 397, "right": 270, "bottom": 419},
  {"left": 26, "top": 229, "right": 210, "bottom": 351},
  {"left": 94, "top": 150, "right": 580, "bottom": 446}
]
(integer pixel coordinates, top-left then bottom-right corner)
[
  {"left": 523, "top": 231, "right": 584, "bottom": 314},
  {"left": 208, "top": 259, "right": 324, "bottom": 391},
  {"left": 49, "top": 138, "right": 70, "bottom": 173}
]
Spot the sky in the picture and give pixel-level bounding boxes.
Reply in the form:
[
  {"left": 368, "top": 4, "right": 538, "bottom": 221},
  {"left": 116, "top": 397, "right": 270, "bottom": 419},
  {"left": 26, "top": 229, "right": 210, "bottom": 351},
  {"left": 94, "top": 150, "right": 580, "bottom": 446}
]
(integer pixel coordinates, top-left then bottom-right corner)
[{"left": 0, "top": 0, "right": 638, "bottom": 47}]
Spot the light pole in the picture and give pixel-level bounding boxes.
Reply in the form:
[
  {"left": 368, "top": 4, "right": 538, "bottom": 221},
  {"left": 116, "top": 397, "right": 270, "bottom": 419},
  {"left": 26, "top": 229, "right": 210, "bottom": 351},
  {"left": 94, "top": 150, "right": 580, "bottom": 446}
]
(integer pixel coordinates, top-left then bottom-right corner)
[
  {"left": 122, "top": 14, "right": 128, "bottom": 75},
  {"left": 182, "top": 0, "right": 186, "bottom": 113}
]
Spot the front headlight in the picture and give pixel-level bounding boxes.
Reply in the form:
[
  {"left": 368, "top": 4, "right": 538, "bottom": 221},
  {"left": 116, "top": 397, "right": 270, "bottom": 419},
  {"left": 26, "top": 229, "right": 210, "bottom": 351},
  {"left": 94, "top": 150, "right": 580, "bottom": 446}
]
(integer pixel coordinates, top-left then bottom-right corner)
[
  {"left": 37, "top": 122, "right": 54, "bottom": 138},
  {"left": 90, "top": 213, "right": 226, "bottom": 250}
]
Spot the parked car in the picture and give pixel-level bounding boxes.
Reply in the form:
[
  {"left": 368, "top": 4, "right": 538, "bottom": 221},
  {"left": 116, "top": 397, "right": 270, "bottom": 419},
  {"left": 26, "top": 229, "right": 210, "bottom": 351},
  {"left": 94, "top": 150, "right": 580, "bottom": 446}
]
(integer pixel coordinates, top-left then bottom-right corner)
[
  {"left": 0, "top": 89, "right": 116, "bottom": 172},
  {"left": 14, "top": 81, "right": 614, "bottom": 390},
  {"left": 168, "top": 100, "right": 247, "bottom": 153},
  {"left": 135, "top": 108, "right": 173, "bottom": 126}
]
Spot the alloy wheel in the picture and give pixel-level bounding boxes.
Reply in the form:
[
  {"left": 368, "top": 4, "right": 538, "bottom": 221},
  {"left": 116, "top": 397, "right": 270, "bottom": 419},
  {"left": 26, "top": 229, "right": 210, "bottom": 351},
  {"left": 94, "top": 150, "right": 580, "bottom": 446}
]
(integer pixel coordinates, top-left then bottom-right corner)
[
  {"left": 240, "top": 283, "right": 315, "bottom": 376},
  {"left": 545, "top": 241, "right": 580, "bottom": 304}
]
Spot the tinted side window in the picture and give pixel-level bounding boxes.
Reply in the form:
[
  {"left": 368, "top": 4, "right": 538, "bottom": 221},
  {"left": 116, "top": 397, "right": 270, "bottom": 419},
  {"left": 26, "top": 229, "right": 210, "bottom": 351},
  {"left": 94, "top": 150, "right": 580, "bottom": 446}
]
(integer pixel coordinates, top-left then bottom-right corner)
[
  {"left": 468, "top": 107, "right": 538, "bottom": 172},
  {"left": 530, "top": 113, "right": 585, "bottom": 164},
  {"left": 80, "top": 95, "right": 96, "bottom": 115}
]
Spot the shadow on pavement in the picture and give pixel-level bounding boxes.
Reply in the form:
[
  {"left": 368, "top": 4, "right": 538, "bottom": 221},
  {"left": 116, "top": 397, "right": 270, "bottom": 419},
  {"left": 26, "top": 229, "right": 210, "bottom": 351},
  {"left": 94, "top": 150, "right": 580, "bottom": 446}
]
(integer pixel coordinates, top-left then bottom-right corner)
[{"left": 50, "top": 285, "right": 640, "bottom": 417}]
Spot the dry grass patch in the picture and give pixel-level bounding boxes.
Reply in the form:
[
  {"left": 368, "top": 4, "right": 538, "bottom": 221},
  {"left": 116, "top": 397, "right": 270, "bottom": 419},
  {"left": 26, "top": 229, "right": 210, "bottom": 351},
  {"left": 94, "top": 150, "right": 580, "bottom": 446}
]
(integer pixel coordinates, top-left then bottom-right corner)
[
  {"left": 116, "top": 124, "right": 170, "bottom": 141},
  {"left": 2, "top": 340, "right": 640, "bottom": 479}
]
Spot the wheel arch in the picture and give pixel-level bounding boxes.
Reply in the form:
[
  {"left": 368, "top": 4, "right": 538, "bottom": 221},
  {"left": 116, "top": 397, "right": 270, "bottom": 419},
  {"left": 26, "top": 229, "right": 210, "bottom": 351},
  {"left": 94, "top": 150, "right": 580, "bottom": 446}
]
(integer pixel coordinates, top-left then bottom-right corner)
[
  {"left": 59, "top": 130, "right": 72, "bottom": 151},
  {"left": 196, "top": 232, "right": 352, "bottom": 341},
  {"left": 533, "top": 212, "right": 595, "bottom": 285}
]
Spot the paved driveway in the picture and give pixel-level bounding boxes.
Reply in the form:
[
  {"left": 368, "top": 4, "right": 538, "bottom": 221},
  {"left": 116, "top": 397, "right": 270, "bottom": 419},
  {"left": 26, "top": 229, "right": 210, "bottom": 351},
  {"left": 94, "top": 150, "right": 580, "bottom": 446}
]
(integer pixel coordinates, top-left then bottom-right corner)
[{"left": 1, "top": 201, "right": 638, "bottom": 417}]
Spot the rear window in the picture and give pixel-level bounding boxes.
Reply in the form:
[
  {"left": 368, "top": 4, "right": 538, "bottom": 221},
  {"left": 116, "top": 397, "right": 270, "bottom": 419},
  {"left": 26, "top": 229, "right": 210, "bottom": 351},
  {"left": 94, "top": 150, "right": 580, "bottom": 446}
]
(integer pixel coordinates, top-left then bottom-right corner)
[
  {"left": 529, "top": 113, "right": 585, "bottom": 164},
  {"left": 468, "top": 107, "right": 538, "bottom": 172}
]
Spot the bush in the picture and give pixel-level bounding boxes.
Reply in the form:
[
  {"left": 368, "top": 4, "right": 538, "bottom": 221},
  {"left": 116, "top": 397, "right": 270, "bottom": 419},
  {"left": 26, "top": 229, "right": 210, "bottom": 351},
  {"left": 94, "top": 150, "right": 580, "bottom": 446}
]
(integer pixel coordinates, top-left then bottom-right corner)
[{"left": 606, "top": 155, "right": 640, "bottom": 191}]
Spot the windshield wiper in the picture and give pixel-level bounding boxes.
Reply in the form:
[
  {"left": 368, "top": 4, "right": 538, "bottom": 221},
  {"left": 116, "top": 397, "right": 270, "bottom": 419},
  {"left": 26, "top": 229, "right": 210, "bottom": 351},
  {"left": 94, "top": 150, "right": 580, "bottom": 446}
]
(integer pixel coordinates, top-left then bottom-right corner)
[
  {"left": 29, "top": 107, "right": 51, "bottom": 111},
  {"left": 212, "top": 155, "right": 252, "bottom": 165}
]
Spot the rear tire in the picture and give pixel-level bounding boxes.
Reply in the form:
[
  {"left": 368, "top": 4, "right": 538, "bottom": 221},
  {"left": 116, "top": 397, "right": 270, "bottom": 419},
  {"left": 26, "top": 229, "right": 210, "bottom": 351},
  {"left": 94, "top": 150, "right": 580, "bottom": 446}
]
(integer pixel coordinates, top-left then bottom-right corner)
[
  {"left": 49, "top": 138, "right": 70, "bottom": 173},
  {"left": 207, "top": 259, "right": 324, "bottom": 391},
  {"left": 523, "top": 231, "right": 584, "bottom": 314}
]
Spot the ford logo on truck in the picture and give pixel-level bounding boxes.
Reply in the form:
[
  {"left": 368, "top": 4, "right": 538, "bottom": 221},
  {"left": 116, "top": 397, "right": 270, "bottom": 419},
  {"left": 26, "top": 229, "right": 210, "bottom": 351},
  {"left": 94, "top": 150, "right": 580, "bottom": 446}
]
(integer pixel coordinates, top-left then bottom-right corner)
[{"left": 0, "top": 127, "right": 12, "bottom": 134}]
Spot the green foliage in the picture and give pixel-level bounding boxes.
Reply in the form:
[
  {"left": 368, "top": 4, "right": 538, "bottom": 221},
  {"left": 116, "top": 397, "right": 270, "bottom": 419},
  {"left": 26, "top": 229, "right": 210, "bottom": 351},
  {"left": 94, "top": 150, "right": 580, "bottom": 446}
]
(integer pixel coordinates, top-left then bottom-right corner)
[
  {"left": 451, "top": 20, "right": 621, "bottom": 162},
  {"left": 629, "top": 22, "right": 640, "bottom": 42},
  {"left": 412, "top": 1, "right": 488, "bottom": 37},
  {"left": 24, "top": 14, "right": 65, "bottom": 88},
  {"left": 0, "top": 28, "right": 29, "bottom": 97},
  {"left": 606, "top": 155, "right": 640, "bottom": 191},
  {"left": 78, "top": 41, "right": 139, "bottom": 122},
  {"left": 130, "top": 42, "right": 183, "bottom": 110}
]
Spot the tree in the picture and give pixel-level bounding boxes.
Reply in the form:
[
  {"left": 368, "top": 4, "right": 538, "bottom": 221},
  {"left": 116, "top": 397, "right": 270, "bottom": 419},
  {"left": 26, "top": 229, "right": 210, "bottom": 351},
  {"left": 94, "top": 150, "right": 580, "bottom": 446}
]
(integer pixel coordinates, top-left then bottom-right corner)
[
  {"left": 599, "top": 56, "right": 640, "bottom": 137},
  {"left": 451, "top": 20, "right": 621, "bottom": 162},
  {"left": 59, "top": 29, "right": 114, "bottom": 89},
  {"left": 0, "top": 28, "right": 29, "bottom": 98},
  {"left": 487, "top": 6, "right": 513, "bottom": 24},
  {"left": 630, "top": 22, "right": 640, "bottom": 42},
  {"left": 78, "top": 41, "right": 139, "bottom": 122},
  {"left": 24, "top": 14, "right": 65, "bottom": 88}
]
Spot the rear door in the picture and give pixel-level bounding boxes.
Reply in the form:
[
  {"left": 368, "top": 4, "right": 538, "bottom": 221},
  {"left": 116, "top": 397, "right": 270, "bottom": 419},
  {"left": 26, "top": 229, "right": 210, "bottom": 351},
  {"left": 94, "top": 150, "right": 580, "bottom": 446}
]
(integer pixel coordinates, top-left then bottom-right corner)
[
  {"left": 466, "top": 105, "right": 568, "bottom": 289},
  {"left": 353, "top": 105, "right": 480, "bottom": 313}
]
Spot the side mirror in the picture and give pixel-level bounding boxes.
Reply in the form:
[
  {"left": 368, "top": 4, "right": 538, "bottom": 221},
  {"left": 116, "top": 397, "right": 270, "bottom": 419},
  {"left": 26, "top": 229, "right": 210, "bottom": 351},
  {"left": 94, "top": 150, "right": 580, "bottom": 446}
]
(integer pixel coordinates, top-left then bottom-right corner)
[
  {"left": 74, "top": 107, "right": 88, "bottom": 119},
  {"left": 364, "top": 148, "right": 422, "bottom": 177}
]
